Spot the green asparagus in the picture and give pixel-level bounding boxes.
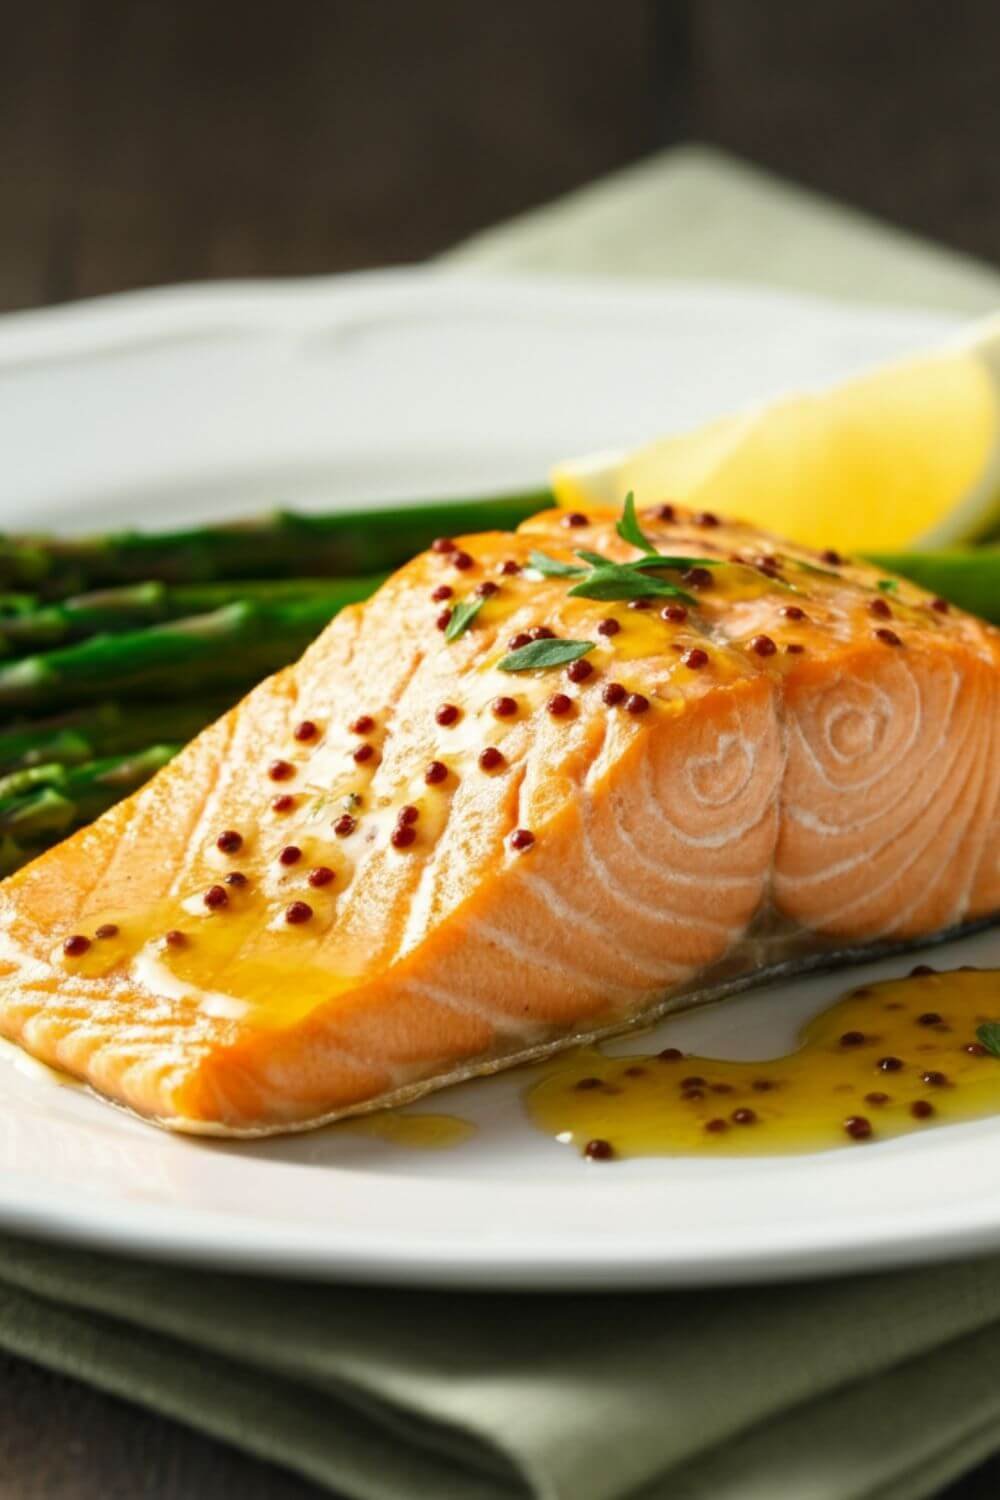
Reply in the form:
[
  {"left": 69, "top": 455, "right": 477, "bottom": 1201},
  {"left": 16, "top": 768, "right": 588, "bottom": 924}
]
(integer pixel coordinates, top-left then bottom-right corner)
[
  {"left": 0, "top": 474, "right": 992, "bottom": 889},
  {"left": 0, "top": 745, "right": 179, "bottom": 840},
  {"left": 0, "top": 593, "right": 38, "bottom": 618},
  {"left": 0, "top": 493, "right": 549, "bottom": 594},
  {"left": 0, "top": 696, "right": 236, "bottom": 773},
  {"left": 0, "top": 835, "right": 34, "bottom": 877},
  {"left": 0, "top": 582, "right": 381, "bottom": 712},
  {"left": 0, "top": 577, "right": 375, "bottom": 654}
]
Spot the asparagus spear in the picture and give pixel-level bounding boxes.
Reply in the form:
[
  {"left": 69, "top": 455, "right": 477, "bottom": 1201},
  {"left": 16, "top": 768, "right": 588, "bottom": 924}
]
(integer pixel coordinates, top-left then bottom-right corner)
[
  {"left": 0, "top": 695, "right": 236, "bottom": 773},
  {"left": 0, "top": 835, "right": 35, "bottom": 877},
  {"left": 0, "top": 583, "right": 380, "bottom": 711},
  {"left": 0, "top": 543, "right": 993, "bottom": 717},
  {"left": 864, "top": 549, "right": 1000, "bottom": 624},
  {"left": 2, "top": 483, "right": 995, "bottom": 626},
  {"left": 0, "top": 746, "right": 179, "bottom": 839},
  {"left": 0, "top": 541, "right": 993, "bottom": 877},
  {"left": 0, "top": 593, "right": 38, "bottom": 618},
  {"left": 0, "top": 577, "right": 375, "bottom": 654},
  {"left": 0, "top": 492, "right": 550, "bottom": 594},
  {"left": 0, "top": 824, "right": 92, "bottom": 877}
]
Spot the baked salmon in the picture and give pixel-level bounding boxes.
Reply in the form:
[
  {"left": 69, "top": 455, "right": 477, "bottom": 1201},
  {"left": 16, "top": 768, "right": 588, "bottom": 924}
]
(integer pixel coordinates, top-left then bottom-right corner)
[{"left": 0, "top": 503, "right": 997, "bottom": 1135}]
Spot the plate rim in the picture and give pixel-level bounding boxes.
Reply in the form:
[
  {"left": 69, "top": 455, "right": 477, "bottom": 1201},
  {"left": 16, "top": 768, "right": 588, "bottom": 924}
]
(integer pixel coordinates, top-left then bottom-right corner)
[
  {"left": 4, "top": 1122, "right": 1000, "bottom": 1290},
  {"left": 0, "top": 264, "right": 963, "bottom": 368},
  {"left": 0, "top": 266, "right": 988, "bottom": 1288}
]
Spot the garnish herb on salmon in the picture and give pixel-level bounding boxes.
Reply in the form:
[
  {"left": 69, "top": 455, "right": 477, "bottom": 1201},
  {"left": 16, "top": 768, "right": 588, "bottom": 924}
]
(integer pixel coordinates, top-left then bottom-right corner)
[{"left": 0, "top": 500, "right": 996, "bottom": 1135}]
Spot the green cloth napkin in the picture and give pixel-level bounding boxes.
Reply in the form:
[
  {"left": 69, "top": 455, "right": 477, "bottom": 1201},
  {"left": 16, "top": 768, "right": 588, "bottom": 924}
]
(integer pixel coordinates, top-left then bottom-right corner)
[
  {"left": 442, "top": 143, "right": 1000, "bottom": 315},
  {"left": 3, "top": 146, "right": 1000, "bottom": 1500},
  {"left": 4, "top": 1231, "right": 1000, "bottom": 1500}
]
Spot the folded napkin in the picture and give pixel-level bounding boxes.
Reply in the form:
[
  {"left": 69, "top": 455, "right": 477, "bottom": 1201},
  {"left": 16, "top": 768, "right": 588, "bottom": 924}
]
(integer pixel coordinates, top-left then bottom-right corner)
[
  {"left": 442, "top": 143, "right": 1000, "bottom": 316},
  {"left": 2, "top": 1232, "right": 1000, "bottom": 1500}
]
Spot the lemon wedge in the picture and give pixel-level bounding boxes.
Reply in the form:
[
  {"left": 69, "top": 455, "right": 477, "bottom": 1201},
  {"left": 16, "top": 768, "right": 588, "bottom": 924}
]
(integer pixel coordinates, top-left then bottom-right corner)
[{"left": 552, "top": 316, "right": 1000, "bottom": 551}]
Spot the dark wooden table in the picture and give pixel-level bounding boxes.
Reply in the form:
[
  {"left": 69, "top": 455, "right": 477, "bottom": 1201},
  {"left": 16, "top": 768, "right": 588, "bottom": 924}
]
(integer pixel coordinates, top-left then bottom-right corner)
[
  {"left": 2, "top": 1, "right": 999, "bottom": 1493},
  {"left": 1, "top": 0, "right": 998, "bottom": 316},
  {"left": 0, "top": 1354, "right": 325, "bottom": 1499}
]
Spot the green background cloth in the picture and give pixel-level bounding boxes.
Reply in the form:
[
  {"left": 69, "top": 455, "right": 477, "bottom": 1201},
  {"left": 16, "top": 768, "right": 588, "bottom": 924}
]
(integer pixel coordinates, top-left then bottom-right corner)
[
  {"left": 3, "top": 147, "right": 1000, "bottom": 1499},
  {"left": 442, "top": 144, "right": 1000, "bottom": 315}
]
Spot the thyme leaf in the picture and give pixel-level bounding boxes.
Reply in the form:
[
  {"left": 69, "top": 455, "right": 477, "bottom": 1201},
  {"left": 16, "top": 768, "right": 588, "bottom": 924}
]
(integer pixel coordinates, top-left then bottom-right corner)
[
  {"left": 526, "top": 494, "right": 720, "bottom": 609},
  {"left": 527, "top": 549, "right": 587, "bottom": 579},
  {"left": 443, "top": 595, "right": 486, "bottom": 641},
  {"left": 976, "top": 1022, "right": 1000, "bottom": 1058},
  {"left": 631, "top": 554, "right": 720, "bottom": 571},
  {"left": 579, "top": 548, "right": 718, "bottom": 573},
  {"left": 567, "top": 565, "right": 696, "bottom": 604},
  {"left": 303, "top": 785, "right": 361, "bottom": 817},
  {"left": 499, "top": 638, "right": 595, "bottom": 672},
  {"left": 616, "top": 491, "right": 659, "bottom": 554}
]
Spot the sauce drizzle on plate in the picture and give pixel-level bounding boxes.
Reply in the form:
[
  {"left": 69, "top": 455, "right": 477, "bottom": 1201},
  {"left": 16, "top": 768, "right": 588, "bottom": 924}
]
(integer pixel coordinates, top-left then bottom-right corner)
[{"left": 526, "top": 966, "right": 1000, "bottom": 1159}]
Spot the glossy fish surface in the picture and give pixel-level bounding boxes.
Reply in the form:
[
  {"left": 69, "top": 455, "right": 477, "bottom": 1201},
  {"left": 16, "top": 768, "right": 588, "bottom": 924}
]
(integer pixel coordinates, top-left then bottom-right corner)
[{"left": 0, "top": 504, "right": 996, "bottom": 1135}]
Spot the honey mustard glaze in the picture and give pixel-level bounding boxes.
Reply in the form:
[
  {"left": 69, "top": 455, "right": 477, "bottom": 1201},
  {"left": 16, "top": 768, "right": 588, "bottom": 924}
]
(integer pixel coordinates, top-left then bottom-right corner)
[
  {"left": 53, "top": 897, "right": 358, "bottom": 1030},
  {"left": 525, "top": 966, "right": 1000, "bottom": 1159},
  {"left": 48, "top": 519, "right": 959, "bottom": 1043}
]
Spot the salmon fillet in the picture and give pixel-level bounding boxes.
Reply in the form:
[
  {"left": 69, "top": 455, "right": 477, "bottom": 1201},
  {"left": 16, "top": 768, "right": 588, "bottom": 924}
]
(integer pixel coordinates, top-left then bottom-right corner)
[{"left": 0, "top": 504, "right": 997, "bottom": 1135}]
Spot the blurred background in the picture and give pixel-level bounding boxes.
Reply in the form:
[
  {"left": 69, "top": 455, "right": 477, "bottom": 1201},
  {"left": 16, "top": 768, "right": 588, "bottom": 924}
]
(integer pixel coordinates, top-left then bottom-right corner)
[{"left": 2, "top": 0, "right": 998, "bottom": 313}]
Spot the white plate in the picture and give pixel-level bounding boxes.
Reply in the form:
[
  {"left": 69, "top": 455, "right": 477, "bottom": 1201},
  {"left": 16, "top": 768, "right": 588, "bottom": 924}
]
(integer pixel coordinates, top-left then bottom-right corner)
[{"left": 0, "top": 268, "right": 995, "bottom": 1289}]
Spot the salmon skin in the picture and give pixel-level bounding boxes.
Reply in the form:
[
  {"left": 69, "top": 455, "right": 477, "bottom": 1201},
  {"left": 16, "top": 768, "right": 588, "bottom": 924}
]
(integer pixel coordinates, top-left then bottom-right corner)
[{"left": 0, "top": 504, "right": 997, "bottom": 1136}]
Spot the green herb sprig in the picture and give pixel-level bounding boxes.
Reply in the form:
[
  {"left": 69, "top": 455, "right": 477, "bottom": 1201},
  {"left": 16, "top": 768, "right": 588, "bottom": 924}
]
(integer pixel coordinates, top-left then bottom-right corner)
[
  {"left": 527, "top": 550, "right": 586, "bottom": 579},
  {"left": 976, "top": 1022, "right": 1000, "bottom": 1058},
  {"left": 579, "top": 546, "right": 715, "bottom": 573},
  {"left": 616, "top": 492, "right": 659, "bottom": 555},
  {"left": 443, "top": 595, "right": 486, "bottom": 641},
  {"left": 499, "top": 639, "right": 595, "bottom": 672},
  {"left": 614, "top": 494, "right": 719, "bottom": 569},
  {"left": 567, "top": 568, "right": 696, "bottom": 604},
  {"left": 519, "top": 494, "right": 732, "bottom": 611}
]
